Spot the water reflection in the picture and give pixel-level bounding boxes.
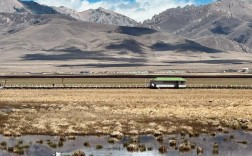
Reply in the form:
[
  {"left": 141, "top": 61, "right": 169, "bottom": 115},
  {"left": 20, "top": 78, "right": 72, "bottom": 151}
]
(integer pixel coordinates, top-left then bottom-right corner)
[{"left": 0, "top": 130, "right": 252, "bottom": 156}]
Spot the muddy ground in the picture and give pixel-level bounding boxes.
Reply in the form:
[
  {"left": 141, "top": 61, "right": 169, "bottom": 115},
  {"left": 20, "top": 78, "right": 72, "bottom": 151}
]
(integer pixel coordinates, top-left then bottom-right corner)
[{"left": 0, "top": 89, "right": 251, "bottom": 136}]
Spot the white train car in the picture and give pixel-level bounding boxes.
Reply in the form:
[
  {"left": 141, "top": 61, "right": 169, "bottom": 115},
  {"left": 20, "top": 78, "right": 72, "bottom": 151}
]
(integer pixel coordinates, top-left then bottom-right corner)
[{"left": 150, "top": 77, "right": 186, "bottom": 89}]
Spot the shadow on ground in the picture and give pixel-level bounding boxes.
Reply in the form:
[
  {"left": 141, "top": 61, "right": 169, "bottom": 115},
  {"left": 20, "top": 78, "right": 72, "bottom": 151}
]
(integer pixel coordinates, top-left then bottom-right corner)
[
  {"left": 115, "top": 26, "right": 157, "bottom": 36},
  {"left": 22, "top": 47, "right": 147, "bottom": 62},
  {"left": 106, "top": 39, "right": 144, "bottom": 53},
  {"left": 164, "top": 59, "right": 252, "bottom": 64},
  {"left": 57, "top": 63, "right": 170, "bottom": 68},
  {"left": 151, "top": 40, "right": 222, "bottom": 53}
]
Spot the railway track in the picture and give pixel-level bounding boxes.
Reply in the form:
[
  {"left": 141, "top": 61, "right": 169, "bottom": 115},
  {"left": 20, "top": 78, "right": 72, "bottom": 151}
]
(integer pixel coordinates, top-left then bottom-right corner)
[
  {"left": 1, "top": 74, "right": 252, "bottom": 79},
  {"left": 1, "top": 84, "right": 252, "bottom": 90}
]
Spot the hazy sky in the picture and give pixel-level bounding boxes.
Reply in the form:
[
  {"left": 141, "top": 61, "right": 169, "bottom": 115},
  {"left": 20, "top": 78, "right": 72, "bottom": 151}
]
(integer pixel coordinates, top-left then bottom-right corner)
[{"left": 26, "top": 0, "right": 215, "bottom": 21}]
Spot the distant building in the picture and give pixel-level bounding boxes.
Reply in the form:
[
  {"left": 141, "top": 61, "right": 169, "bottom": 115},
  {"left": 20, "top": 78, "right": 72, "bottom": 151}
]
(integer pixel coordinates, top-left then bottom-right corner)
[
  {"left": 150, "top": 77, "right": 186, "bottom": 89},
  {"left": 221, "top": 69, "right": 238, "bottom": 73},
  {"left": 55, "top": 152, "right": 71, "bottom": 156},
  {"left": 242, "top": 68, "right": 249, "bottom": 73},
  {"left": 80, "top": 71, "right": 91, "bottom": 74}
]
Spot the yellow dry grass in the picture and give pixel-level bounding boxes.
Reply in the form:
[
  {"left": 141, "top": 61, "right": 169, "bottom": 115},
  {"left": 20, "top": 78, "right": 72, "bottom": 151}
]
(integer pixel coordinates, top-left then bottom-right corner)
[{"left": 0, "top": 89, "right": 251, "bottom": 135}]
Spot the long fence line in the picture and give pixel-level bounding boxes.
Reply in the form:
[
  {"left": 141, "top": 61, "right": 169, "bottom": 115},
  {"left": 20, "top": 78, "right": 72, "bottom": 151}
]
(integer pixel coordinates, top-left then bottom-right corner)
[
  {"left": 1, "top": 74, "right": 252, "bottom": 78},
  {"left": 1, "top": 84, "right": 252, "bottom": 89},
  {"left": 0, "top": 84, "right": 148, "bottom": 89},
  {"left": 187, "top": 84, "right": 252, "bottom": 89}
]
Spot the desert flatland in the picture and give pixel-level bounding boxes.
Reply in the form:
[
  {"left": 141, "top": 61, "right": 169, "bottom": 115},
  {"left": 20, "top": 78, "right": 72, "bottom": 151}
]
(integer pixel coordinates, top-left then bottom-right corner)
[{"left": 0, "top": 89, "right": 251, "bottom": 135}]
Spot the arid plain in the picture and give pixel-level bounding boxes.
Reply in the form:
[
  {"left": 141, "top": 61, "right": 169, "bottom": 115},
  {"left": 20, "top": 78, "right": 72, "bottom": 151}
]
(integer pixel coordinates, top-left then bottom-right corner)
[{"left": 0, "top": 89, "right": 251, "bottom": 136}]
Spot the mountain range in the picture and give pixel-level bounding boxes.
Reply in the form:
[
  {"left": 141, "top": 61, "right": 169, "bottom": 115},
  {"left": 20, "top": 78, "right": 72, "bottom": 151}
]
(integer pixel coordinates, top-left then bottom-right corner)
[
  {"left": 0, "top": 0, "right": 138, "bottom": 26},
  {"left": 0, "top": 0, "right": 251, "bottom": 73},
  {"left": 144, "top": 0, "right": 252, "bottom": 53}
]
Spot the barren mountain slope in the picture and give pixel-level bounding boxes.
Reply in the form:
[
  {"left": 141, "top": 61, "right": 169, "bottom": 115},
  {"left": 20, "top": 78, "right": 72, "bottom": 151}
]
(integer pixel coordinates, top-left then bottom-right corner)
[
  {"left": 78, "top": 7, "right": 138, "bottom": 26},
  {"left": 0, "top": 0, "right": 137, "bottom": 27},
  {"left": 52, "top": 6, "right": 80, "bottom": 20},
  {"left": 0, "top": 13, "right": 251, "bottom": 73},
  {"left": 0, "top": 0, "right": 26, "bottom": 13},
  {"left": 144, "top": 0, "right": 252, "bottom": 53},
  {"left": 19, "top": 0, "right": 59, "bottom": 14},
  {"left": 54, "top": 7, "right": 139, "bottom": 26},
  {"left": 21, "top": 0, "right": 138, "bottom": 26}
]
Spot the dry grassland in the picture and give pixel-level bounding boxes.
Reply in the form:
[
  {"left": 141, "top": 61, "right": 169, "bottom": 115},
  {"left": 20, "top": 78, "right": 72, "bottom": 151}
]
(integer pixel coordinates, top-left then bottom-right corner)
[{"left": 0, "top": 89, "right": 252, "bottom": 136}]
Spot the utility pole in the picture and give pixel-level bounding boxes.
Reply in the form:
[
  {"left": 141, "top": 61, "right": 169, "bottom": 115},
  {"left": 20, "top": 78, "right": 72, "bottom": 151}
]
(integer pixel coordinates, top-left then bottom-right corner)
[{"left": 62, "top": 78, "right": 64, "bottom": 86}]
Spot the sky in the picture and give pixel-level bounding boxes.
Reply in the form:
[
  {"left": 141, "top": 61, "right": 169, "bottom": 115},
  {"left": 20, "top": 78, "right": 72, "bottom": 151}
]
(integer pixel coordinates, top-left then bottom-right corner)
[{"left": 27, "top": 0, "right": 215, "bottom": 21}]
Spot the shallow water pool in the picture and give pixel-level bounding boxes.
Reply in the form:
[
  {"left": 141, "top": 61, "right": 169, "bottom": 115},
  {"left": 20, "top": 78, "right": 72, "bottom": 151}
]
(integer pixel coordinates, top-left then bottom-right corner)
[{"left": 0, "top": 130, "right": 252, "bottom": 156}]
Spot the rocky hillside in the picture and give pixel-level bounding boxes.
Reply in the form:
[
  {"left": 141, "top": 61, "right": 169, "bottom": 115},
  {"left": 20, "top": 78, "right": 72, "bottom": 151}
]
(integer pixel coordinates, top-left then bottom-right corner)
[
  {"left": 2, "top": 12, "right": 247, "bottom": 73},
  {"left": 54, "top": 7, "right": 139, "bottom": 26},
  {"left": 0, "top": 0, "right": 252, "bottom": 73},
  {"left": 0, "top": 0, "right": 137, "bottom": 27},
  {"left": 52, "top": 6, "right": 80, "bottom": 20},
  {"left": 20, "top": 1, "right": 59, "bottom": 14},
  {"left": 0, "top": 0, "right": 61, "bottom": 14},
  {"left": 0, "top": 12, "right": 217, "bottom": 55},
  {"left": 0, "top": 0, "right": 26, "bottom": 13},
  {"left": 144, "top": 0, "right": 252, "bottom": 53},
  {"left": 78, "top": 7, "right": 138, "bottom": 27}
]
